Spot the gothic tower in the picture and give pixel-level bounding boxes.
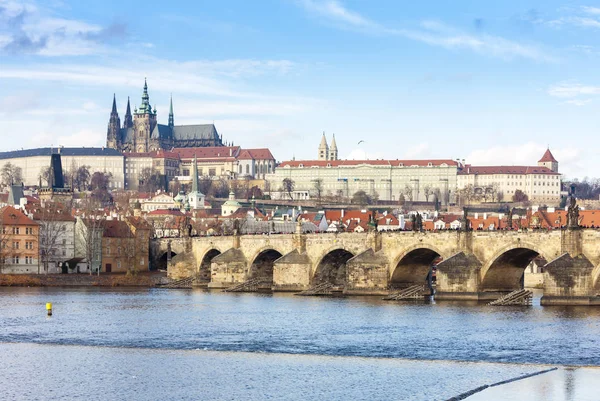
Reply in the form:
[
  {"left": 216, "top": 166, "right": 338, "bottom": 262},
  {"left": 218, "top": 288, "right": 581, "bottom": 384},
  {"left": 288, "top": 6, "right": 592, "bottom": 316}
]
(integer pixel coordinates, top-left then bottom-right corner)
[
  {"left": 132, "top": 79, "right": 158, "bottom": 153},
  {"left": 318, "top": 132, "right": 329, "bottom": 161},
  {"left": 106, "top": 94, "right": 121, "bottom": 150},
  {"left": 329, "top": 134, "right": 338, "bottom": 161},
  {"left": 123, "top": 97, "right": 133, "bottom": 129}
]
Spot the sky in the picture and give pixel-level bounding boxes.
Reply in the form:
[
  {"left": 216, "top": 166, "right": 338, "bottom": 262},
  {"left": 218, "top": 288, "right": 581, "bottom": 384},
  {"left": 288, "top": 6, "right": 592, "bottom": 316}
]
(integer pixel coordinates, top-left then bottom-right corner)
[{"left": 1, "top": 0, "right": 600, "bottom": 178}]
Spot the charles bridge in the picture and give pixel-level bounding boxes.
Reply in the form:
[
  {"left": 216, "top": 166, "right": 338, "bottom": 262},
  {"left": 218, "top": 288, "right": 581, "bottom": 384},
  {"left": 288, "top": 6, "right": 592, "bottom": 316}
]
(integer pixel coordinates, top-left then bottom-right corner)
[{"left": 152, "top": 225, "right": 600, "bottom": 305}]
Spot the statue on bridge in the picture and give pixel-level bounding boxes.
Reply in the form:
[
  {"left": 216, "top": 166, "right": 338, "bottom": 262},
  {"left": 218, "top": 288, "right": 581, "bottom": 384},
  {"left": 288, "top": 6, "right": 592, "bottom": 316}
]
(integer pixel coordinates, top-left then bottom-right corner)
[
  {"left": 461, "top": 207, "right": 471, "bottom": 231},
  {"left": 567, "top": 197, "right": 580, "bottom": 229},
  {"left": 411, "top": 212, "right": 423, "bottom": 232}
]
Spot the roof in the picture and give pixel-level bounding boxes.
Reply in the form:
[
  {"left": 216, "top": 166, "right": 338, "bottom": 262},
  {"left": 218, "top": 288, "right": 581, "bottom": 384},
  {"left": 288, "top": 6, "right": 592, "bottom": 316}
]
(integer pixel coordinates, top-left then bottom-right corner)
[
  {"left": 279, "top": 159, "right": 459, "bottom": 168},
  {"left": 147, "top": 209, "right": 185, "bottom": 216},
  {"left": 102, "top": 220, "right": 133, "bottom": 238},
  {"left": 237, "top": 148, "right": 275, "bottom": 160},
  {"left": 459, "top": 165, "right": 560, "bottom": 175},
  {"left": 123, "top": 150, "right": 180, "bottom": 159},
  {"left": 174, "top": 146, "right": 239, "bottom": 159},
  {"left": 539, "top": 149, "right": 558, "bottom": 163},
  {"left": 0, "top": 147, "right": 123, "bottom": 160},
  {"left": 172, "top": 124, "right": 220, "bottom": 141},
  {"left": 0, "top": 206, "right": 38, "bottom": 226}
]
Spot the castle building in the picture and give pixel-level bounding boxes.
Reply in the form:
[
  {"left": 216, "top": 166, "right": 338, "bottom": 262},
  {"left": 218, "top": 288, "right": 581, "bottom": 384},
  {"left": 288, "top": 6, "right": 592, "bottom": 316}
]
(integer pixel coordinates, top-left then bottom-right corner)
[
  {"left": 107, "top": 79, "right": 224, "bottom": 152},
  {"left": 457, "top": 148, "right": 561, "bottom": 204}
]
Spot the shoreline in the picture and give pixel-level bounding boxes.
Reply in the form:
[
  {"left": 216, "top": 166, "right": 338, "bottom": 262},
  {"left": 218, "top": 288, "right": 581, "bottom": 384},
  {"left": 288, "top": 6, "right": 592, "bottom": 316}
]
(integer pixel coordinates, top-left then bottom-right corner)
[{"left": 0, "top": 272, "right": 166, "bottom": 287}]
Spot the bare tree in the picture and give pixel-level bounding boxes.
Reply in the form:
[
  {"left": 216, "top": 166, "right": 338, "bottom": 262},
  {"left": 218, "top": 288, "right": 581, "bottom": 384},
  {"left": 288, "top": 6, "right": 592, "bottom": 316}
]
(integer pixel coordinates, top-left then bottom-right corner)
[
  {"left": 403, "top": 184, "right": 414, "bottom": 202},
  {"left": 312, "top": 179, "right": 324, "bottom": 204},
  {"left": 1, "top": 162, "right": 23, "bottom": 186},
  {"left": 39, "top": 167, "right": 52, "bottom": 187},
  {"left": 423, "top": 185, "right": 432, "bottom": 202},
  {"left": 75, "top": 165, "right": 91, "bottom": 191},
  {"left": 34, "top": 202, "right": 72, "bottom": 274},
  {"left": 282, "top": 178, "right": 295, "bottom": 200},
  {"left": 75, "top": 206, "right": 105, "bottom": 275},
  {"left": 139, "top": 167, "right": 162, "bottom": 193}
]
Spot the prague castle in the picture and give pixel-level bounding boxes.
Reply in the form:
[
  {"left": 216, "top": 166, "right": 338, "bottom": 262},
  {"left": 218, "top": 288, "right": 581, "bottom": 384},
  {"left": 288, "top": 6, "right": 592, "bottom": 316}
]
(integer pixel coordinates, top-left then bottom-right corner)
[{"left": 107, "top": 79, "right": 225, "bottom": 152}]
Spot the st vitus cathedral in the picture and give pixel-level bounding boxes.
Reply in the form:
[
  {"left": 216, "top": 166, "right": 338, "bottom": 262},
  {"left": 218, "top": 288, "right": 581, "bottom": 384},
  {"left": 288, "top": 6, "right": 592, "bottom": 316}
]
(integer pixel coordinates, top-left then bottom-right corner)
[{"left": 107, "top": 79, "right": 225, "bottom": 152}]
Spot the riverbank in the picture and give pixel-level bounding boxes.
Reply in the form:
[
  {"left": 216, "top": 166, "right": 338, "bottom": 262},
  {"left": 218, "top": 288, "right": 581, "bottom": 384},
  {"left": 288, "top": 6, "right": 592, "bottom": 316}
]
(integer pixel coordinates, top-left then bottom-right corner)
[{"left": 0, "top": 272, "right": 166, "bottom": 287}]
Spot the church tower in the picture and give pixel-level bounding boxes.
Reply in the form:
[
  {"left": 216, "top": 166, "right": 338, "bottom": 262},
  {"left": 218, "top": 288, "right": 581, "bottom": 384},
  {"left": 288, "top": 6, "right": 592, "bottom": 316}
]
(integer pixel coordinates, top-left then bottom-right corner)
[
  {"left": 106, "top": 94, "right": 121, "bottom": 150},
  {"left": 123, "top": 97, "right": 133, "bottom": 129},
  {"left": 318, "top": 132, "right": 329, "bottom": 160},
  {"left": 132, "top": 79, "right": 158, "bottom": 153},
  {"left": 329, "top": 134, "right": 338, "bottom": 161},
  {"left": 538, "top": 148, "right": 559, "bottom": 173}
]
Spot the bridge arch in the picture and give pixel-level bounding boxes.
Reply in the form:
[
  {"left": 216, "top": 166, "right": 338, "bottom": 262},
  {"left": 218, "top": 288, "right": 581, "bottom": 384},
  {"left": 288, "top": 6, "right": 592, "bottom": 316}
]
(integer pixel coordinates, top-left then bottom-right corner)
[
  {"left": 248, "top": 247, "right": 284, "bottom": 282},
  {"left": 312, "top": 247, "right": 355, "bottom": 286},
  {"left": 389, "top": 245, "right": 447, "bottom": 288},
  {"left": 155, "top": 251, "right": 177, "bottom": 271},
  {"left": 198, "top": 249, "right": 221, "bottom": 282},
  {"left": 480, "top": 243, "right": 552, "bottom": 292}
]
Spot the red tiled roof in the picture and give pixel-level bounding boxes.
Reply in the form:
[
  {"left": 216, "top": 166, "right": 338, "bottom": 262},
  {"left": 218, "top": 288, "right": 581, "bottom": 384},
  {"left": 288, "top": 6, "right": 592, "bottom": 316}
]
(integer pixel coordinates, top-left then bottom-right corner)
[
  {"left": 538, "top": 149, "right": 558, "bottom": 163},
  {"left": 173, "top": 146, "right": 240, "bottom": 160},
  {"left": 102, "top": 220, "right": 133, "bottom": 238},
  {"left": 279, "top": 159, "right": 459, "bottom": 168},
  {"left": 237, "top": 148, "right": 275, "bottom": 160},
  {"left": 458, "top": 165, "right": 559, "bottom": 175},
  {"left": 0, "top": 206, "right": 38, "bottom": 226}
]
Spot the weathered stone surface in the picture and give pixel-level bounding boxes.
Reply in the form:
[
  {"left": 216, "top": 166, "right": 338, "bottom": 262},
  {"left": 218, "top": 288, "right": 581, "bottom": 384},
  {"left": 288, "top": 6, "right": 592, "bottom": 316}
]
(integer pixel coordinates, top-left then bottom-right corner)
[
  {"left": 273, "top": 249, "right": 311, "bottom": 291},
  {"left": 346, "top": 248, "right": 389, "bottom": 294},
  {"left": 541, "top": 253, "right": 595, "bottom": 304},
  {"left": 436, "top": 252, "right": 482, "bottom": 297},
  {"left": 208, "top": 248, "right": 247, "bottom": 288}
]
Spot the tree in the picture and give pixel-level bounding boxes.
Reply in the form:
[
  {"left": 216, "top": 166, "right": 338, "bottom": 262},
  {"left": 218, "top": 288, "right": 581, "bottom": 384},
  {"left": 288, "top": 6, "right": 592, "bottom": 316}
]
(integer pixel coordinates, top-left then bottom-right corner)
[
  {"left": 496, "top": 190, "right": 504, "bottom": 203},
  {"left": 75, "top": 165, "right": 91, "bottom": 191},
  {"left": 423, "top": 185, "right": 432, "bottom": 202},
  {"left": 403, "top": 184, "right": 414, "bottom": 202},
  {"left": 312, "top": 179, "right": 324, "bottom": 203},
  {"left": 75, "top": 207, "right": 105, "bottom": 275},
  {"left": 352, "top": 190, "right": 373, "bottom": 206},
  {"left": 512, "top": 189, "right": 528, "bottom": 203},
  {"left": 398, "top": 192, "right": 406, "bottom": 207},
  {"left": 282, "top": 178, "right": 295, "bottom": 200},
  {"left": 1, "top": 162, "right": 23, "bottom": 186},
  {"left": 90, "top": 172, "right": 113, "bottom": 207},
  {"left": 39, "top": 167, "right": 52, "bottom": 186},
  {"left": 35, "top": 202, "right": 71, "bottom": 274},
  {"left": 139, "top": 167, "right": 163, "bottom": 193}
]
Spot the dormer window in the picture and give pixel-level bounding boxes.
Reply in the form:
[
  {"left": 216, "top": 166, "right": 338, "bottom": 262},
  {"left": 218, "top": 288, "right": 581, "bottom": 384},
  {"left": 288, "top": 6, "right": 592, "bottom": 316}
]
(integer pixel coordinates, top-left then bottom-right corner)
[
  {"left": 299, "top": 163, "right": 304, "bottom": 168},
  {"left": 427, "top": 162, "right": 433, "bottom": 167}
]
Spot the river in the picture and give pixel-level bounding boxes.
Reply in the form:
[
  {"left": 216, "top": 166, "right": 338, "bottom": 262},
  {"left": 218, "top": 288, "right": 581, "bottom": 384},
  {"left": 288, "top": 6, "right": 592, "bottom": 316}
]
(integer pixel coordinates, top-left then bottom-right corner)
[{"left": 1, "top": 287, "right": 599, "bottom": 400}]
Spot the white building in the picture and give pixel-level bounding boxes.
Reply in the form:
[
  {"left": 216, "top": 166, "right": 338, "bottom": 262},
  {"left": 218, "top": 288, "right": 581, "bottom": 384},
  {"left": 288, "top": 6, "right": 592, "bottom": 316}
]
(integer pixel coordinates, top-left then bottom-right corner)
[
  {"left": 266, "top": 159, "right": 460, "bottom": 203},
  {"left": 141, "top": 192, "right": 177, "bottom": 212},
  {"left": 457, "top": 149, "right": 561, "bottom": 204},
  {"left": 0, "top": 147, "right": 125, "bottom": 189}
]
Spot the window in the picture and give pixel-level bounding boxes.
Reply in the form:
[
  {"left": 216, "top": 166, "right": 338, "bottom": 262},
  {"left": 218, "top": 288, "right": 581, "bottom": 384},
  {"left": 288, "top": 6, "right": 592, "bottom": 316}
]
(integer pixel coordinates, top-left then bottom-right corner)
[
  {"left": 62, "top": 239, "right": 66, "bottom": 245},
  {"left": 12, "top": 241, "right": 19, "bottom": 249},
  {"left": 209, "top": 168, "right": 216, "bottom": 176},
  {"left": 246, "top": 165, "right": 250, "bottom": 174},
  {"left": 12, "top": 256, "right": 19, "bottom": 264},
  {"left": 140, "top": 257, "right": 145, "bottom": 265},
  {"left": 12, "top": 227, "right": 19, "bottom": 235}
]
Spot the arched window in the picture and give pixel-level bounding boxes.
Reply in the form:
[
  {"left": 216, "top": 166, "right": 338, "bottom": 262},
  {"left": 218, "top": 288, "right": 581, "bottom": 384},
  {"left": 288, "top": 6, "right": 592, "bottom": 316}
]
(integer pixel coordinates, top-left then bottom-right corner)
[
  {"left": 238, "top": 165, "right": 242, "bottom": 174},
  {"left": 246, "top": 165, "right": 249, "bottom": 174}
]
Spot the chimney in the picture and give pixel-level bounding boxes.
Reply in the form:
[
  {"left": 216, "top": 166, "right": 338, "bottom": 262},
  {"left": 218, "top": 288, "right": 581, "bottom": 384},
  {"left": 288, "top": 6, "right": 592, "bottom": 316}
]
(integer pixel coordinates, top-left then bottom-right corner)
[
  {"left": 475, "top": 212, "right": 479, "bottom": 219},
  {"left": 341, "top": 209, "right": 344, "bottom": 218},
  {"left": 483, "top": 213, "right": 487, "bottom": 220},
  {"left": 230, "top": 148, "right": 232, "bottom": 156}
]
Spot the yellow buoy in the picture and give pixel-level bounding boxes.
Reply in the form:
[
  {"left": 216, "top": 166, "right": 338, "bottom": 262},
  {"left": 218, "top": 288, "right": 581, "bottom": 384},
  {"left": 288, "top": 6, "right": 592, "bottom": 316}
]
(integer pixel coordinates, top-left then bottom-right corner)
[{"left": 46, "top": 302, "right": 52, "bottom": 316}]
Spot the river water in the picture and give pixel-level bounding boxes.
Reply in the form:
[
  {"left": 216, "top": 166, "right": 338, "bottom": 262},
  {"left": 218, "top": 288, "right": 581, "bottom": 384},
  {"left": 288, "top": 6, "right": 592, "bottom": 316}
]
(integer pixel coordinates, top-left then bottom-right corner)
[{"left": 1, "top": 288, "right": 600, "bottom": 400}]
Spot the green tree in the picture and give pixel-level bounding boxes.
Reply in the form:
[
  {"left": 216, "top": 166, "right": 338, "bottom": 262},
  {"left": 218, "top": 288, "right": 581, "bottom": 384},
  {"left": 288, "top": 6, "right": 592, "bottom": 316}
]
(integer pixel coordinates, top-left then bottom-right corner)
[{"left": 352, "top": 190, "right": 373, "bottom": 206}]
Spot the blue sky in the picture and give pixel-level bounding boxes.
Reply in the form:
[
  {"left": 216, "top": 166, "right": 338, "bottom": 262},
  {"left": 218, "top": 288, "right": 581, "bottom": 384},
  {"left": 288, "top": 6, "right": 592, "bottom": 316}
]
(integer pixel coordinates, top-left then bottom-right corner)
[{"left": 1, "top": 0, "right": 600, "bottom": 178}]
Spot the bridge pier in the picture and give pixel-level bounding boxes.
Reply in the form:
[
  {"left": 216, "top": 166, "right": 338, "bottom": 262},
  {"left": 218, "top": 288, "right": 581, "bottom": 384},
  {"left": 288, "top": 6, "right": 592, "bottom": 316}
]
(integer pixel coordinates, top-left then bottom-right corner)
[
  {"left": 435, "top": 252, "right": 483, "bottom": 301},
  {"left": 541, "top": 253, "right": 600, "bottom": 305},
  {"left": 272, "top": 250, "right": 311, "bottom": 292},
  {"left": 345, "top": 249, "right": 389, "bottom": 295},
  {"left": 208, "top": 248, "right": 248, "bottom": 289}
]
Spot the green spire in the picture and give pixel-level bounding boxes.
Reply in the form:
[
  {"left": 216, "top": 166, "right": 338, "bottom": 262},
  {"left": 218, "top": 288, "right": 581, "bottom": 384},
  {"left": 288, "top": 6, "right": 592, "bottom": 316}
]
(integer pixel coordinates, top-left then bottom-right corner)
[{"left": 139, "top": 78, "right": 153, "bottom": 114}]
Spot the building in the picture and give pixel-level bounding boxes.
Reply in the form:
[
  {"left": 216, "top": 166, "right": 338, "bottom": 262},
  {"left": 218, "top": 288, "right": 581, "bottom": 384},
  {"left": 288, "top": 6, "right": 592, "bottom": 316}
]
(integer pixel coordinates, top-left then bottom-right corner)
[
  {"left": 457, "top": 149, "right": 561, "bottom": 204},
  {"left": 99, "top": 218, "right": 150, "bottom": 273},
  {"left": 141, "top": 192, "right": 177, "bottom": 212},
  {"left": 123, "top": 150, "right": 180, "bottom": 190},
  {"left": 0, "top": 206, "right": 39, "bottom": 274},
  {"left": 26, "top": 201, "right": 76, "bottom": 274},
  {"left": 175, "top": 146, "right": 275, "bottom": 180},
  {"left": 107, "top": 80, "right": 225, "bottom": 152},
  {"left": 187, "top": 155, "right": 207, "bottom": 210},
  {"left": 267, "top": 159, "right": 459, "bottom": 203},
  {"left": 0, "top": 147, "right": 124, "bottom": 189},
  {"left": 221, "top": 191, "right": 242, "bottom": 216}
]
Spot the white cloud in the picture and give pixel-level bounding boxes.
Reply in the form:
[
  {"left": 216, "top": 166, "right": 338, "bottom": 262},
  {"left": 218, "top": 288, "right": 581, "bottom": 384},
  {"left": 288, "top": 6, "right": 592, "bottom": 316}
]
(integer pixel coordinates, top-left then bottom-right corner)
[
  {"left": 582, "top": 6, "right": 600, "bottom": 15},
  {"left": 565, "top": 99, "right": 592, "bottom": 106},
  {"left": 547, "top": 82, "right": 600, "bottom": 98},
  {"left": 297, "top": 0, "right": 553, "bottom": 61}
]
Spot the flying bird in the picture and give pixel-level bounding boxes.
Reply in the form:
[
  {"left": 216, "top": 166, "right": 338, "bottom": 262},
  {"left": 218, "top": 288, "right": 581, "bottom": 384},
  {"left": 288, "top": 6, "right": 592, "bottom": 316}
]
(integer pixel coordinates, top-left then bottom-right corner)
[{"left": 358, "top": 140, "right": 365, "bottom": 145}]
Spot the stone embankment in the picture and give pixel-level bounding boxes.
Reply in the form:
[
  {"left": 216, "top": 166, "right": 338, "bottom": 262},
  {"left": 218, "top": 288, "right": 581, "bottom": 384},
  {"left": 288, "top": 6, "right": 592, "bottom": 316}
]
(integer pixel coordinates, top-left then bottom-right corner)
[{"left": 0, "top": 272, "right": 166, "bottom": 287}]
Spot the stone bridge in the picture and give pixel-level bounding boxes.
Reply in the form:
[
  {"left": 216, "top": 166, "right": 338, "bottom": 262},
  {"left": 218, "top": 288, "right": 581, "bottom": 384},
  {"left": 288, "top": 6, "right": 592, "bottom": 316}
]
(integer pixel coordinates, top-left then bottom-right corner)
[{"left": 152, "top": 227, "right": 600, "bottom": 305}]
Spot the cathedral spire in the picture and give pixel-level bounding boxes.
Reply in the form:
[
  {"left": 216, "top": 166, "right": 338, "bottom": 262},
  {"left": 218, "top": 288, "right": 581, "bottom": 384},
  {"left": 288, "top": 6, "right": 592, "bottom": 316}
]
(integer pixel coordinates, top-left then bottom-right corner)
[
  {"left": 168, "top": 94, "right": 174, "bottom": 127},
  {"left": 123, "top": 96, "right": 133, "bottom": 128},
  {"left": 111, "top": 93, "right": 117, "bottom": 114}
]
